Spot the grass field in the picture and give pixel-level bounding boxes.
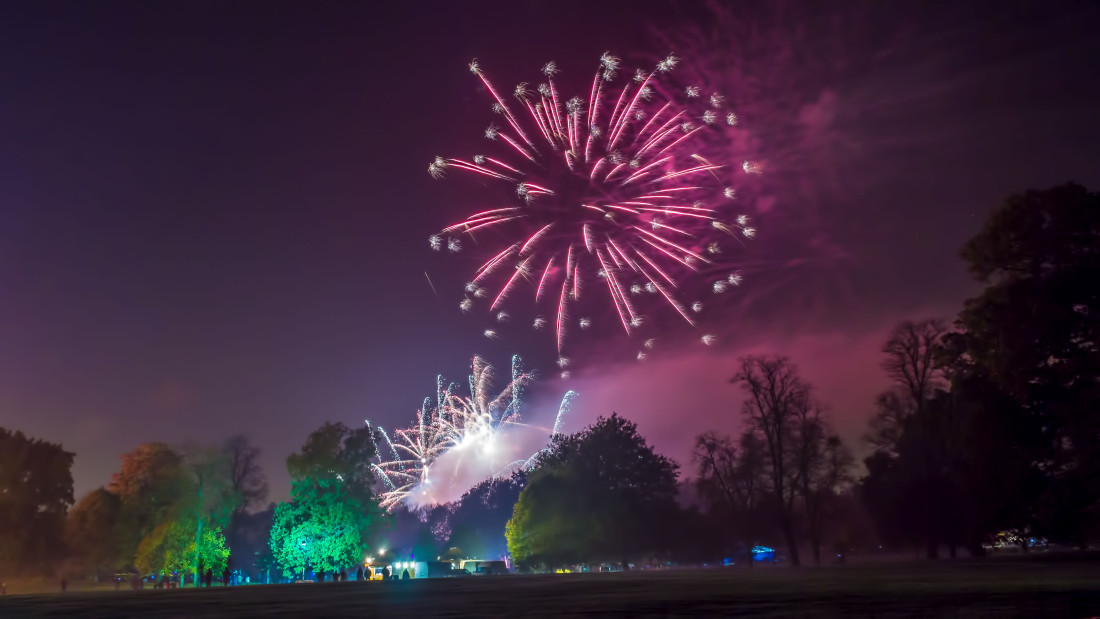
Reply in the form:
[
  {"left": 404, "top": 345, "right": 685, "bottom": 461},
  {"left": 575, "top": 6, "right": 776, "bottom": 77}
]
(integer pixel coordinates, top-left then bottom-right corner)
[{"left": 2, "top": 556, "right": 1099, "bottom": 617}]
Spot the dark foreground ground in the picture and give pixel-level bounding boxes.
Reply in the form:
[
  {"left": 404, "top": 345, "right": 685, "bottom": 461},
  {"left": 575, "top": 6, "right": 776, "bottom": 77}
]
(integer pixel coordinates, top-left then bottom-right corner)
[{"left": 3, "top": 556, "right": 1100, "bottom": 618}]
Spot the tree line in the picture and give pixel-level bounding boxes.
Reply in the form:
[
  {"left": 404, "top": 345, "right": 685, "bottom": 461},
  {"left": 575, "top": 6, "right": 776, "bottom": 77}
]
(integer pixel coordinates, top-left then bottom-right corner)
[
  {"left": 505, "top": 183, "right": 1100, "bottom": 567},
  {"left": 862, "top": 182, "right": 1100, "bottom": 556},
  {"left": 2, "top": 183, "right": 1095, "bottom": 578},
  {"left": 0, "top": 432, "right": 269, "bottom": 583}
]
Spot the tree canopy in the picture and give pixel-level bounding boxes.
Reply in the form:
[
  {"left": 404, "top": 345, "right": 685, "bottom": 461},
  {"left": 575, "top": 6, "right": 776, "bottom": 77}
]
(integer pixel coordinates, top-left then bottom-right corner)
[
  {"left": 0, "top": 428, "right": 75, "bottom": 573},
  {"left": 65, "top": 488, "right": 122, "bottom": 580},
  {"left": 270, "top": 422, "right": 382, "bottom": 578},
  {"left": 506, "top": 414, "right": 679, "bottom": 568},
  {"left": 270, "top": 479, "right": 366, "bottom": 577},
  {"left": 286, "top": 422, "right": 376, "bottom": 504},
  {"left": 862, "top": 184, "right": 1100, "bottom": 555},
  {"left": 952, "top": 183, "right": 1100, "bottom": 546},
  {"left": 91, "top": 439, "right": 264, "bottom": 579}
]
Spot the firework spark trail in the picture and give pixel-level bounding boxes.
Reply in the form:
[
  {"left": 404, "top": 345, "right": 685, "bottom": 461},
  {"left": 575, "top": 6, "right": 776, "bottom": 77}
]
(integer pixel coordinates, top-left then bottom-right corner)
[
  {"left": 430, "top": 53, "right": 757, "bottom": 359},
  {"left": 368, "top": 355, "right": 576, "bottom": 510}
]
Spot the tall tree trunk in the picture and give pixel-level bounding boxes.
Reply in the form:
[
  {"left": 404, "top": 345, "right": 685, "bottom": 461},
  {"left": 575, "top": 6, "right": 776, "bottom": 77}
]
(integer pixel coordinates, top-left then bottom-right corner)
[
  {"left": 194, "top": 479, "right": 205, "bottom": 579},
  {"left": 781, "top": 517, "right": 801, "bottom": 566},
  {"left": 922, "top": 470, "right": 938, "bottom": 559},
  {"left": 808, "top": 498, "right": 823, "bottom": 566},
  {"left": 194, "top": 516, "right": 204, "bottom": 577}
]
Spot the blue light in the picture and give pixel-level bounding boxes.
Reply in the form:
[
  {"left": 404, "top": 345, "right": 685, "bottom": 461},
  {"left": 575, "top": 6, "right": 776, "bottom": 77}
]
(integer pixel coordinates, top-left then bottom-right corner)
[{"left": 751, "top": 546, "right": 775, "bottom": 562}]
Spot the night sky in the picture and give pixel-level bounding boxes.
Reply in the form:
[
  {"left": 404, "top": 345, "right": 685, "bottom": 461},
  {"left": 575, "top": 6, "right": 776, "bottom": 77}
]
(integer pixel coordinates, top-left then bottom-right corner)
[{"left": 2, "top": 0, "right": 1099, "bottom": 504}]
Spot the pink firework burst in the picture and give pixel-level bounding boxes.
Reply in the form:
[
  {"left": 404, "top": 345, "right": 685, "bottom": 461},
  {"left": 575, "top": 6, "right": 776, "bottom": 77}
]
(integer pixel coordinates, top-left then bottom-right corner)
[{"left": 430, "top": 53, "right": 755, "bottom": 360}]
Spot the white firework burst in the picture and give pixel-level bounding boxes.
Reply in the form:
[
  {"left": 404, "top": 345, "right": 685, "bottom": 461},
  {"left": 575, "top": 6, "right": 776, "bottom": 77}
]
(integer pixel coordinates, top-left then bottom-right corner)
[{"left": 428, "top": 156, "right": 448, "bottom": 179}]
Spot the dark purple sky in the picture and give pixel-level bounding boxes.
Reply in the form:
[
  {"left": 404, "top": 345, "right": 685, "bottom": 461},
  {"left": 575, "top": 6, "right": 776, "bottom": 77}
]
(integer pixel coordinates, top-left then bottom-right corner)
[{"left": 2, "top": 0, "right": 1099, "bottom": 503}]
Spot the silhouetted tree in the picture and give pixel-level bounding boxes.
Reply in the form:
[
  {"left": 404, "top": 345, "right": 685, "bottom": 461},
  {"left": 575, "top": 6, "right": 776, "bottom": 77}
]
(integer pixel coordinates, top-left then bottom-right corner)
[
  {"left": 731, "top": 356, "right": 812, "bottom": 566},
  {"left": 862, "top": 384, "right": 961, "bottom": 557},
  {"left": 863, "top": 185, "right": 1100, "bottom": 555},
  {"left": 225, "top": 435, "right": 269, "bottom": 513},
  {"left": 863, "top": 319, "right": 948, "bottom": 558},
  {"left": 936, "top": 369, "right": 1038, "bottom": 555},
  {"left": 952, "top": 183, "right": 1100, "bottom": 547},
  {"left": 0, "top": 428, "right": 75, "bottom": 574},
  {"left": 222, "top": 435, "right": 268, "bottom": 564},
  {"left": 795, "top": 410, "right": 856, "bottom": 566},
  {"left": 693, "top": 431, "right": 768, "bottom": 563}
]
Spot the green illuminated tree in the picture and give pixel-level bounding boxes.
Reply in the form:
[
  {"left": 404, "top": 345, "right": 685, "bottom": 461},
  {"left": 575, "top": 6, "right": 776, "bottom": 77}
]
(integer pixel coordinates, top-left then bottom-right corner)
[
  {"left": 270, "top": 422, "right": 382, "bottom": 578},
  {"left": 270, "top": 479, "right": 366, "bottom": 577},
  {"left": 135, "top": 519, "right": 229, "bottom": 577},
  {"left": 177, "top": 443, "right": 237, "bottom": 581}
]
